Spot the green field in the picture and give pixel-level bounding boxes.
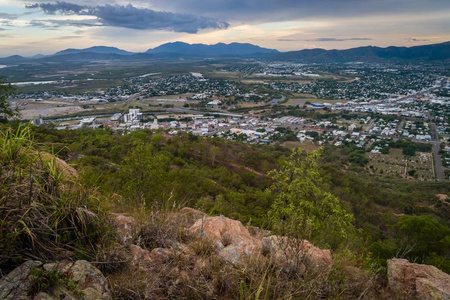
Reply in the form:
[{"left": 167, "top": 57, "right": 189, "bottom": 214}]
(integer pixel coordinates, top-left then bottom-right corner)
[{"left": 367, "top": 148, "right": 434, "bottom": 181}]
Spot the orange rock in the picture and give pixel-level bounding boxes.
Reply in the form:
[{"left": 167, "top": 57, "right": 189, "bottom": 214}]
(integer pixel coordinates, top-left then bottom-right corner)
[
  {"left": 388, "top": 258, "right": 450, "bottom": 299},
  {"left": 262, "top": 235, "right": 332, "bottom": 270},
  {"left": 189, "top": 215, "right": 261, "bottom": 264},
  {"left": 110, "top": 213, "right": 136, "bottom": 244},
  {"left": 130, "top": 244, "right": 171, "bottom": 268}
]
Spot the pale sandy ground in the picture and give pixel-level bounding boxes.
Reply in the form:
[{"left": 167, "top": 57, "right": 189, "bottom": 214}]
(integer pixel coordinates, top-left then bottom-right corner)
[{"left": 20, "top": 106, "right": 83, "bottom": 119}]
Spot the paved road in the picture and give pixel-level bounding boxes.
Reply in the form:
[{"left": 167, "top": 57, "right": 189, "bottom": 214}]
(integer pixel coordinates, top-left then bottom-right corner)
[
  {"left": 432, "top": 142, "right": 445, "bottom": 181},
  {"left": 430, "top": 123, "right": 445, "bottom": 181}
]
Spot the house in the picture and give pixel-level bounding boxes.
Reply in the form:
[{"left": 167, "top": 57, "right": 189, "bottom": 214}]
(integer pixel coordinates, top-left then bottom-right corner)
[{"left": 206, "top": 100, "right": 221, "bottom": 107}]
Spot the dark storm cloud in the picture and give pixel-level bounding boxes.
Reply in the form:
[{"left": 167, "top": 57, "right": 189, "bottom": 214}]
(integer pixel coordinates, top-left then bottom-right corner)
[
  {"left": 305, "top": 38, "right": 373, "bottom": 42},
  {"left": 26, "top": 2, "right": 229, "bottom": 33},
  {"left": 148, "top": 0, "right": 450, "bottom": 23}
]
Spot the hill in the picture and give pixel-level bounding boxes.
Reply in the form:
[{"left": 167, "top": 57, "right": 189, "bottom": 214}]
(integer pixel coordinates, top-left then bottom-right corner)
[
  {"left": 54, "top": 46, "right": 134, "bottom": 56},
  {"left": 146, "top": 41, "right": 279, "bottom": 56},
  {"left": 1, "top": 41, "right": 449, "bottom": 63},
  {"left": 0, "top": 123, "right": 449, "bottom": 299},
  {"left": 274, "top": 41, "right": 450, "bottom": 62}
]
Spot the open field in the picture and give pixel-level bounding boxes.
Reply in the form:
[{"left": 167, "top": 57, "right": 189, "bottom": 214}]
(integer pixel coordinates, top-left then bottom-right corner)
[
  {"left": 20, "top": 105, "right": 84, "bottom": 119},
  {"left": 0, "top": 60, "right": 216, "bottom": 83},
  {"left": 367, "top": 148, "right": 434, "bottom": 181}
]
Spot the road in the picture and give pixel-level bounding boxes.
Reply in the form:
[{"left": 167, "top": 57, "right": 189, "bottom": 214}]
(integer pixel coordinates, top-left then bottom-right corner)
[
  {"left": 121, "top": 93, "right": 141, "bottom": 108},
  {"left": 430, "top": 123, "right": 445, "bottom": 181},
  {"left": 432, "top": 142, "right": 445, "bottom": 181}
]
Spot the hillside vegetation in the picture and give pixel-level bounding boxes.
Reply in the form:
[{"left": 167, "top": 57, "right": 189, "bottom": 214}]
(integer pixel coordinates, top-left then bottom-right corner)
[{"left": 0, "top": 123, "right": 449, "bottom": 299}]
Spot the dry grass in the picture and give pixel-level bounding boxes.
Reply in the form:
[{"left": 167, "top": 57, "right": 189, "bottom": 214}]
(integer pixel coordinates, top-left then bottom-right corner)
[{"left": 0, "top": 124, "right": 110, "bottom": 275}]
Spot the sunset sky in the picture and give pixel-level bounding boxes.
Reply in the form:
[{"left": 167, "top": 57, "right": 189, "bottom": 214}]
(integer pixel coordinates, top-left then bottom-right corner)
[{"left": 1, "top": 0, "right": 449, "bottom": 56}]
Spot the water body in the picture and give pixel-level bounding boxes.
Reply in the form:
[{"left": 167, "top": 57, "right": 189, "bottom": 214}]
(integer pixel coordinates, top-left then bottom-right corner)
[
  {"left": 137, "top": 73, "right": 161, "bottom": 78},
  {"left": 44, "top": 113, "right": 112, "bottom": 122},
  {"left": 0, "top": 65, "right": 6, "bottom": 69},
  {"left": 11, "top": 80, "right": 62, "bottom": 86}
]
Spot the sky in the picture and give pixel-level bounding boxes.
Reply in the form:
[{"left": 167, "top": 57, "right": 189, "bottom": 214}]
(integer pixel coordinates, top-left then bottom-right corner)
[{"left": 0, "top": 0, "right": 449, "bottom": 56}]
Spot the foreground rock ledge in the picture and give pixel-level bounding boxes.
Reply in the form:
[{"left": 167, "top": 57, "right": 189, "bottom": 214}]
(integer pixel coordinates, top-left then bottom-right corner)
[
  {"left": 388, "top": 258, "right": 450, "bottom": 300},
  {"left": 0, "top": 260, "right": 111, "bottom": 300}
]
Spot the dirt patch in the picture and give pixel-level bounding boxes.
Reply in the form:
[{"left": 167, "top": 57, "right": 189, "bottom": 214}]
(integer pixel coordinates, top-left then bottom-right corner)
[{"left": 20, "top": 106, "right": 84, "bottom": 119}]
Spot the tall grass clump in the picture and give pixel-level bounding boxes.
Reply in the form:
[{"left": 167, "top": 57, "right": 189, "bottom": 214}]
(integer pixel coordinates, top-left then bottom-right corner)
[{"left": 0, "top": 124, "right": 108, "bottom": 275}]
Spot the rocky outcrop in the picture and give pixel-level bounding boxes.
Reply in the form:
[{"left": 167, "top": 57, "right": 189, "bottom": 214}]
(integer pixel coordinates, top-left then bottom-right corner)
[
  {"left": 189, "top": 215, "right": 262, "bottom": 265},
  {"left": 110, "top": 213, "right": 136, "bottom": 244},
  {"left": 168, "top": 207, "right": 208, "bottom": 228},
  {"left": 247, "top": 226, "right": 271, "bottom": 239},
  {"left": 39, "top": 152, "right": 79, "bottom": 179},
  {"left": 262, "top": 235, "right": 332, "bottom": 271},
  {"left": 0, "top": 260, "right": 111, "bottom": 300},
  {"left": 130, "top": 245, "right": 171, "bottom": 268},
  {"left": 387, "top": 258, "right": 450, "bottom": 299}
]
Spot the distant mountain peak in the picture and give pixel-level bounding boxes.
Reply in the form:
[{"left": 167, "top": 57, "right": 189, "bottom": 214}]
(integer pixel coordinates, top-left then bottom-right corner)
[
  {"left": 146, "top": 42, "right": 279, "bottom": 56},
  {"left": 54, "top": 46, "right": 134, "bottom": 56}
]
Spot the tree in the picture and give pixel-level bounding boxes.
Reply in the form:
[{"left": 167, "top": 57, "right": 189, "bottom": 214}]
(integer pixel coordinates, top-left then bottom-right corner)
[
  {"left": 395, "top": 215, "right": 450, "bottom": 259},
  {"left": 209, "top": 145, "right": 221, "bottom": 167},
  {"left": 120, "top": 140, "right": 170, "bottom": 206},
  {"left": 0, "top": 77, "right": 17, "bottom": 120},
  {"left": 268, "top": 148, "right": 355, "bottom": 248}
]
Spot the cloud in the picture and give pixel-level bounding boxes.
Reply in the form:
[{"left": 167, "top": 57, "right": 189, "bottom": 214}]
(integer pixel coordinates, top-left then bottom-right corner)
[
  {"left": 0, "top": 21, "right": 14, "bottom": 27},
  {"left": 408, "top": 38, "right": 430, "bottom": 42},
  {"left": 29, "top": 18, "right": 99, "bottom": 29},
  {"left": 279, "top": 37, "right": 372, "bottom": 42},
  {"left": 0, "top": 13, "right": 19, "bottom": 20},
  {"left": 305, "top": 37, "right": 373, "bottom": 42},
  {"left": 26, "top": 2, "right": 229, "bottom": 33},
  {"left": 148, "top": 0, "right": 450, "bottom": 24},
  {"left": 54, "top": 35, "right": 82, "bottom": 40}
]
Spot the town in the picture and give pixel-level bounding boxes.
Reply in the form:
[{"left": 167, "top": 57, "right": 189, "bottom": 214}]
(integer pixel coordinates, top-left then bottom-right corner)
[{"left": 6, "top": 62, "right": 450, "bottom": 181}]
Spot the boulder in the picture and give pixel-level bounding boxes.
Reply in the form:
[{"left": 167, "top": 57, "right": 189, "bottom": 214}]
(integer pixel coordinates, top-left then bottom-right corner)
[
  {"left": 39, "top": 153, "right": 78, "bottom": 179},
  {"left": 189, "top": 215, "right": 261, "bottom": 264},
  {"left": 0, "top": 260, "right": 111, "bottom": 300},
  {"left": 0, "top": 260, "right": 43, "bottom": 300},
  {"left": 388, "top": 258, "right": 450, "bottom": 299},
  {"left": 110, "top": 213, "right": 136, "bottom": 244},
  {"left": 262, "top": 236, "right": 332, "bottom": 270},
  {"left": 247, "top": 226, "right": 271, "bottom": 239},
  {"left": 168, "top": 207, "right": 208, "bottom": 228},
  {"left": 130, "top": 245, "right": 171, "bottom": 268}
]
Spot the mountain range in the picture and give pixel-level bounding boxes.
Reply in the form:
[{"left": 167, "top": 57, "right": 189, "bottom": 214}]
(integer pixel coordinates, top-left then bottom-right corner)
[{"left": 0, "top": 41, "right": 449, "bottom": 64}]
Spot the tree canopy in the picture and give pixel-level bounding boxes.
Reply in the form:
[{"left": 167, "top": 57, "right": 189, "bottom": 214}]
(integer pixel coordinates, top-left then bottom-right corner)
[
  {"left": 268, "top": 148, "right": 355, "bottom": 248},
  {"left": 0, "top": 77, "right": 17, "bottom": 120}
]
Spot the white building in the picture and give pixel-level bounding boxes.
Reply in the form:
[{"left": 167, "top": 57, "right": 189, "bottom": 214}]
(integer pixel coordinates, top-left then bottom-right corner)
[{"left": 123, "top": 109, "right": 143, "bottom": 123}]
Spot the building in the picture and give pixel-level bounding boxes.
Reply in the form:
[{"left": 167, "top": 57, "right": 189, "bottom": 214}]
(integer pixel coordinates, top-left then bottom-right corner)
[
  {"left": 111, "top": 113, "right": 122, "bottom": 121},
  {"left": 206, "top": 100, "right": 222, "bottom": 107},
  {"left": 80, "top": 118, "right": 96, "bottom": 126},
  {"left": 123, "top": 109, "right": 143, "bottom": 123},
  {"left": 32, "top": 118, "right": 43, "bottom": 127}
]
